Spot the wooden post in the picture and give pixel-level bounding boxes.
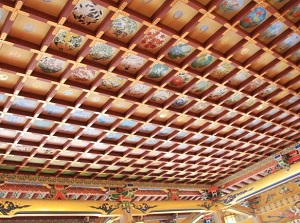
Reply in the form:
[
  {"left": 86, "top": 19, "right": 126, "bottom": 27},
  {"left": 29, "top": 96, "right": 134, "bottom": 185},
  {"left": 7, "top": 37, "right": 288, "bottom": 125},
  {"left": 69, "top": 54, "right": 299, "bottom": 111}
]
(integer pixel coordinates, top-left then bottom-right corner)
[
  {"left": 213, "top": 206, "right": 225, "bottom": 223},
  {"left": 253, "top": 211, "right": 263, "bottom": 223},
  {"left": 119, "top": 202, "right": 133, "bottom": 223}
]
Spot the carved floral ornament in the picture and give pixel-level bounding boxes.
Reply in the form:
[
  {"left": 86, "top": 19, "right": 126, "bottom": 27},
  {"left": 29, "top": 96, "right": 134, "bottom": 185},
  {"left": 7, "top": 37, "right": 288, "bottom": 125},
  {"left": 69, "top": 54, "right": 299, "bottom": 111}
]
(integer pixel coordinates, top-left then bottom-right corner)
[
  {"left": 0, "top": 201, "right": 31, "bottom": 215},
  {"left": 90, "top": 202, "right": 158, "bottom": 215}
]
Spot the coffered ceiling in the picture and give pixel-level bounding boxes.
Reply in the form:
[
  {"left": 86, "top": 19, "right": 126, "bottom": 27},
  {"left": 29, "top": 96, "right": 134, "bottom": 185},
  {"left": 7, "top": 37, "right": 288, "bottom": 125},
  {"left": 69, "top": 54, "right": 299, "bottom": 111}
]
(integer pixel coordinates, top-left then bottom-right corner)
[{"left": 0, "top": 0, "right": 299, "bottom": 207}]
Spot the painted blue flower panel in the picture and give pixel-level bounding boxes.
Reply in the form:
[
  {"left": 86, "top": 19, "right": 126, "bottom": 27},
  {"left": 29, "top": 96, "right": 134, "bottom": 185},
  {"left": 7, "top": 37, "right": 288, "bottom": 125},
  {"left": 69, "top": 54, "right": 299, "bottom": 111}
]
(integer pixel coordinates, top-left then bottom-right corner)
[
  {"left": 3, "top": 115, "right": 26, "bottom": 124},
  {"left": 277, "top": 33, "right": 300, "bottom": 52},
  {"left": 12, "top": 98, "right": 37, "bottom": 110},
  {"left": 176, "top": 131, "right": 188, "bottom": 138},
  {"left": 147, "top": 64, "right": 169, "bottom": 79},
  {"left": 60, "top": 124, "right": 78, "bottom": 133},
  {"left": 261, "top": 21, "right": 283, "bottom": 39},
  {"left": 140, "top": 123, "right": 156, "bottom": 132},
  {"left": 168, "top": 43, "right": 192, "bottom": 59},
  {"left": 191, "top": 133, "right": 204, "bottom": 141},
  {"left": 128, "top": 83, "right": 150, "bottom": 97},
  {"left": 105, "top": 132, "right": 123, "bottom": 140},
  {"left": 71, "top": 109, "right": 92, "bottom": 120},
  {"left": 206, "top": 136, "right": 216, "bottom": 143},
  {"left": 259, "top": 123, "right": 271, "bottom": 131},
  {"left": 144, "top": 138, "right": 158, "bottom": 145},
  {"left": 191, "top": 54, "right": 213, "bottom": 69},
  {"left": 109, "top": 17, "right": 138, "bottom": 39},
  {"left": 34, "top": 120, "right": 53, "bottom": 129},
  {"left": 161, "top": 141, "right": 174, "bottom": 148},
  {"left": 151, "top": 90, "right": 171, "bottom": 103},
  {"left": 219, "top": 0, "right": 244, "bottom": 13},
  {"left": 126, "top": 136, "right": 141, "bottom": 143},
  {"left": 97, "top": 114, "right": 117, "bottom": 124},
  {"left": 83, "top": 128, "right": 102, "bottom": 136},
  {"left": 119, "top": 119, "right": 137, "bottom": 128},
  {"left": 89, "top": 43, "right": 115, "bottom": 61},
  {"left": 44, "top": 104, "right": 66, "bottom": 115},
  {"left": 240, "top": 7, "right": 266, "bottom": 29},
  {"left": 158, "top": 127, "right": 173, "bottom": 136},
  {"left": 172, "top": 97, "right": 189, "bottom": 108}
]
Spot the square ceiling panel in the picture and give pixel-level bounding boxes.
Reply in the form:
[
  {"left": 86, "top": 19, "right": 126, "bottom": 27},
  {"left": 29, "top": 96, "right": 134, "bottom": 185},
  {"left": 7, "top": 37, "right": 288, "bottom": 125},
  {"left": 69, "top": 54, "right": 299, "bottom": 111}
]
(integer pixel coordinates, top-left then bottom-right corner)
[{"left": 0, "top": 0, "right": 298, "bottom": 192}]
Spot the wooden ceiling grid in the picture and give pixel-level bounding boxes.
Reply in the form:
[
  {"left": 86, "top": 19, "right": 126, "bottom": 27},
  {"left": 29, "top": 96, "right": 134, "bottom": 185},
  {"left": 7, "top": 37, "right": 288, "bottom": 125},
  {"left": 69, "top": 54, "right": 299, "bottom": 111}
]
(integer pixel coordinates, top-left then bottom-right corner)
[{"left": 0, "top": 0, "right": 299, "bottom": 190}]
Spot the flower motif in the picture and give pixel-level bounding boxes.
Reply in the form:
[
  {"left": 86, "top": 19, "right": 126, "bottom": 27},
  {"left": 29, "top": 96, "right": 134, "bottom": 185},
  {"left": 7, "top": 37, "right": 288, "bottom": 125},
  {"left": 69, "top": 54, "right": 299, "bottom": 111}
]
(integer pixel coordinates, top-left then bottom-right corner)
[
  {"left": 12, "top": 98, "right": 37, "bottom": 109},
  {"left": 148, "top": 64, "right": 169, "bottom": 79},
  {"left": 53, "top": 31, "right": 83, "bottom": 51},
  {"left": 173, "top": 10, "right": 183, "bottom": 19},
  {"left": 60, "top": 124, "right": 77, "bottom": 132},
  {"left": 151, "top": 90, "right": 171, "bottom": 103},
  {"left": 71, "top": 109, "right": 91, "bottom": 119},
  {"left": 190, "top": 102, "right": 209, "bottom": 113},
  {"left": 140, "top": 124, "right": 156, "bottom": 132},
  {"left": 38, "top": 57, "right": 65, "bottom": 73},
  {"left": 208, "top": 106, "right": 223, "bottom": 116},
  {"left": 44, "top": 104, "right": 65, "bottom": 115},
  {"left": 225, "top": 93, "right": 242, "bottom": 104},
  {"left": 120, "top": 54, "right": 144, "bottom": 72},
  {"left": 73, "top": 1, "right": 103, "bottom": 25},
  {"left": 106, "top": 132, "right": 123, "bottom": 140},
  {"left": 168, "top": 43, "right": 192, "bottom": 59},
  {"left": 34, "top": 120, "right": 52, "bottom": 129},
  {"left": 128, "top": 83, "right": 150, "bottom": 96},
  {"left": 24, "top": 23, "right": 35, "bottom": 32},
  {"left": 290, "top": 50, "right": 300, "bottom": 61},
  {"left": 191, "top": 134, "right": 203, "bottom": 141},
  {"left": 192, "top": 81, "right": 210, "bottom": 92},
  {"left": 159, "top": 127, "right": 173, "bottom": 135},
  {"left": 101, "top": 74, "right": 126, "bottom": 89},
  {"left": 109, "top": 17, "right": 137, "bottom": 38},
  {"left": 140, "top": 29, "right": 167, "bottom": 49},
  {"left": 119, "top": 120, "right": 137, "bottom": 128},
  {"left": 89, "top": 43, "right": 115, "bottom": 60},
  {"left": 126, "top": 136, "right": 141, "bottom": 143},
  {"left": 145, "top": 138, "right": 158, "bottom": 145},
  {"left": 172, "top": 97, "right": 189, "bottom": 107},
  {"left": 277, "top": 33, "right": 300, "bottom": 52},
  {"left": 14, "top": 145, "right": 34, "bottom": 152},
  {"left": 84, "top": 128, "right": 101, "bottom": 136},
  {"left": 191, "top": 54, "right": 213, "bottom": 68},
  {"left": 219, "top": 0, "right": 244, "bottom": 13},
  {"left": 4, "top": 115, "right": 26, "bottom": 124},
  {"left": 209, "top": 87, "right": 228, "bottom": 98},
  {"left": 98, "top": 114, "right": 116, "bottom": 124},
  {"left": 261, "top": 21, "right": 283, "bottom": 39},
  {"left": 211, "top": 63, "right": 234, "bottom": 77},
  {"left": 176, "top": 131, "right": 188, "bottom": 138},
  {"left": 288, "top": 3, "right": 300, "bottom": 19},
  {"left": 71, "top": 67, "right": 96, "bottom": 82},
  {"left": 63, "top": 90, "right": 73, "bottom": 96},
  {"left": 170, "top": 73, "right": 191, "bottom": 87},
  {"left": 259, "top": 85, "right": 277, "bottom": 96},
  {"left": 229, "top": 71, "right": 249, "bottom": 85},
  {"left": 240, "top": 7, "right": 266, "bottom": 29}
]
